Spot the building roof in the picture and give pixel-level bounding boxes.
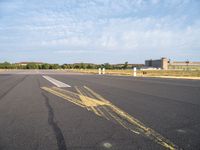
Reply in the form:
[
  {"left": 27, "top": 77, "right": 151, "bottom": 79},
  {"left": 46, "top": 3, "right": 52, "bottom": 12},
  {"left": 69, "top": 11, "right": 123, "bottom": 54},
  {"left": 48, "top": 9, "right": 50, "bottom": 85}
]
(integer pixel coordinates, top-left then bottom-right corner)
[{"left": 15, "top": 62, "right": 44, "bottom": 64}]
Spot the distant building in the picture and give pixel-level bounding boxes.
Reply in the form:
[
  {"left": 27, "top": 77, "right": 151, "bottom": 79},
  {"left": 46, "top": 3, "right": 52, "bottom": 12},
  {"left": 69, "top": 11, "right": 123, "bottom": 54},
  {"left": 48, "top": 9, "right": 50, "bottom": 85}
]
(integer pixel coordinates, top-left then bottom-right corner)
[
  {"left": 145, "top": 57, "right": 168, "bottom": 70},
  {"left": 169, "top": 61, "right": 200, "bottom": 70},
  {"left": 145, "top": 58, "right": 200, "bottom": 70},
  {"left": 113, "top": 64, "right": 144, "bottom": 69},
  {"left": 15, "top": 62, "right": 44, "bottom": 66}
]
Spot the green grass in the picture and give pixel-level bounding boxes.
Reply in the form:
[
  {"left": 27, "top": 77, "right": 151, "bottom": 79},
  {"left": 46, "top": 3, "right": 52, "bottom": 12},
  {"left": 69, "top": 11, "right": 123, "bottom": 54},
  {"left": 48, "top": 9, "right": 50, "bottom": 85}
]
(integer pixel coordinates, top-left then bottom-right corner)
[
  {"left": 168, "top": 65, "right": 200, "bottom": 70},
  {"left": 138, "top": 70, "right": 200, "bottom": 77},
  {"left": 72, "top": 69, "right": 200, "bottom": 77}
]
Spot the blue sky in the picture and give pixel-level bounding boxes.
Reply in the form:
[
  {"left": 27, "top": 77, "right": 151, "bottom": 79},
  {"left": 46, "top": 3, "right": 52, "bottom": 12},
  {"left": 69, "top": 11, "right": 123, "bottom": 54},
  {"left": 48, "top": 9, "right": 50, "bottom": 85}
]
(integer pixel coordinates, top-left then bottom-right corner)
[{"left": 0, "top": 0, "right": 200, "bottom": 64}]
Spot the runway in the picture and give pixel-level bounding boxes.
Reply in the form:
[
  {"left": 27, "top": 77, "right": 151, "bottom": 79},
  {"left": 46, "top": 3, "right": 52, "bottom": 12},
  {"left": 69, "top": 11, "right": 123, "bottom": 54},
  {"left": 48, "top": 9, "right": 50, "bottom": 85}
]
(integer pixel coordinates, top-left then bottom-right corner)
[{"left": 0, "top": 70, "right": 199, "bottom": 150}]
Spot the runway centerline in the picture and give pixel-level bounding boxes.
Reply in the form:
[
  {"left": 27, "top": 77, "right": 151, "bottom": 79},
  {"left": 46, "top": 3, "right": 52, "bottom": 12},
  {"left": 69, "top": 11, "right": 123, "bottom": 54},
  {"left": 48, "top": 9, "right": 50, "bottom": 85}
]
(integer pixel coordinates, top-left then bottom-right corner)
[{"left": 43, "top": 75, "right": 71, "bottom": 87}]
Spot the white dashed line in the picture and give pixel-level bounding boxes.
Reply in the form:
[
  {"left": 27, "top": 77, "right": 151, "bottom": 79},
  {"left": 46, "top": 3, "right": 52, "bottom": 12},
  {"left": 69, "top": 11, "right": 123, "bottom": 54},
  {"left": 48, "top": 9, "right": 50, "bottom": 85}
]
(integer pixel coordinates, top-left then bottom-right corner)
[{"left": 43, "top": 76, "right": 71, "bottom": 87}]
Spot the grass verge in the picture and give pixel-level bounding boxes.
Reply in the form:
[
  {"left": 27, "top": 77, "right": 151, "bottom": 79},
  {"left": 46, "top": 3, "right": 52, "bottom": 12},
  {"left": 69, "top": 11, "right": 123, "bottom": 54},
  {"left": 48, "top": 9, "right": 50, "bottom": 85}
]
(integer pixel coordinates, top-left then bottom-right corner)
[{"left": 71, "top": 69, "right": 200, "bottom": 78}]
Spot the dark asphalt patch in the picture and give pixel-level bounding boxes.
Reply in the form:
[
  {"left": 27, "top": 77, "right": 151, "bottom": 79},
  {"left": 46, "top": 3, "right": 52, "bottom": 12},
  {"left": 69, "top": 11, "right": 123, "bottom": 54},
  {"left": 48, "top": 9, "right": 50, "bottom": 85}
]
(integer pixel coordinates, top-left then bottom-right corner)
[
  {"left": 42, "top": 92, "right": 67, "bottom": 150},
  {"left": 0, "top": 75, "right": 27, "bottom": 100}
]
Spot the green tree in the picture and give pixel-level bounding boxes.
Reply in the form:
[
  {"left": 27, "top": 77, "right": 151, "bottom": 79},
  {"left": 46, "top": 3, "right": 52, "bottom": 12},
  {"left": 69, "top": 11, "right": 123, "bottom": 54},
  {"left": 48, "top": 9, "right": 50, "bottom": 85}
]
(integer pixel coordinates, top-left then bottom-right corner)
[
  {"left": 80, "top": 63, "right": 86, "bottom": 69},
  {"left": 74, "top": 64, "right": 80, "bottom": 69},
  {"left": 104, "top": 63, "right": 109, "bottom": 69},
  {"left": 0, "top": 62, "right": 12, "bottom": 69},
  {"left": 42, "top": 64, "right": 50, "bottom": 69},
  {"left": 86, "top": 64, "right": 92, "bottom": 69},
  {"left": 26, "top": 63, "right": 39, "bottom": 69},
  {"left": 123, "top": 61, "right": 128, "bottom": 69},
  {"left": 49, "top": 64, "right": 60, "bottom": 69}
]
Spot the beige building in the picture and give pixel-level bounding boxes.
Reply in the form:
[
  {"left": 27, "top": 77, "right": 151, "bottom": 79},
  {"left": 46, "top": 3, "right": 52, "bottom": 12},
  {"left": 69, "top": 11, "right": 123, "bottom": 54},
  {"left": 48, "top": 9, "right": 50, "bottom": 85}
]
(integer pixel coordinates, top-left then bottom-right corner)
[
  {"left": 145, "top": 58, "right": 200, "bottom": 70},
  {"left": 169, "top": 61, "right": 200, "bottom": 70},
  {"left": 145, "top": 57, "right": 168, "bottom": 70},
  {"left": 15, "top": 62, "right": 44, "bottom": 66}
]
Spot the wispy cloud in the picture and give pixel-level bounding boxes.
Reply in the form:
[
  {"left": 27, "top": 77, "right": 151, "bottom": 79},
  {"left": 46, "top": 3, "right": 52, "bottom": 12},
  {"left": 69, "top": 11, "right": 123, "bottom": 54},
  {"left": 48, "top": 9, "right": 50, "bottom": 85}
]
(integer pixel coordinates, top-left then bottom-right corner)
[{"left": 0, "top": 0, "right": 200, "bottom": 63}]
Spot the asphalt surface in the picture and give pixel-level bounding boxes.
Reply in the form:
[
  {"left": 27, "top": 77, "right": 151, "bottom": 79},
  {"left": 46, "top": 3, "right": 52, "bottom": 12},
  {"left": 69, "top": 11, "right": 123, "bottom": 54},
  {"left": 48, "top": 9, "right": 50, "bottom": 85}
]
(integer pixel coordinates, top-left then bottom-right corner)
[{"left": 0, "top": 70, "right": 200, "bottom": 150}]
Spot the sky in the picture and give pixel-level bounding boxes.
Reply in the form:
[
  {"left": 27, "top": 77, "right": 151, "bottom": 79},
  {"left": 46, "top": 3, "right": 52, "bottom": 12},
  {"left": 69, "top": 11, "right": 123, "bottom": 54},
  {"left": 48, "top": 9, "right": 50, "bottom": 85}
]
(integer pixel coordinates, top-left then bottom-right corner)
[{"left": 0, "top": 0, "right": 200, "bottom": 64}]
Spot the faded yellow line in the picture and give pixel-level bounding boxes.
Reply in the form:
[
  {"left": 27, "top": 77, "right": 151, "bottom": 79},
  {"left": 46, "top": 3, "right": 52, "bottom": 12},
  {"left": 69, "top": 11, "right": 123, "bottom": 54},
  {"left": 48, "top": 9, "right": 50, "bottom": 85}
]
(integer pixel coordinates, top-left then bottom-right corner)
[
  {"left": 52, "top": 87, "right": 80, "bottom": 97},
  {"left": 41, "top": 86, "right": 179, "bottom": 150},
  {"left": 96, "top": 107, "right": 110, "bottom": 120},
  {"left": 80, "top": 87, "right": 179, "bottom": 150},
  {"left": 83, "top": 86, "right": 178, "bottom": 149},
  {"left": 78, "top": 87, "right": 110, "bottom": 120},
  {"left": 79, "top": 87, "right": 94, "bottom": 99},
  {"left": 75, "top": 86, "right": 109, "bottom": 107},
  {"left": 110, "top": 105, "right": 177, "bottom": 150},
  {"left": 83, "top": 86, "right": 110, "bottom": 103},
  {"left": 104, "top": 107, "right": 140, "bottom": 134},
  {"left": 111, "top": 104, "right": 178, "bottom": 149},
  {"left": 41, "top": 87, "right": 84, "bottom": 108},
  {"left": 75, "top": 87, "right": 105, "bottom": 117}
]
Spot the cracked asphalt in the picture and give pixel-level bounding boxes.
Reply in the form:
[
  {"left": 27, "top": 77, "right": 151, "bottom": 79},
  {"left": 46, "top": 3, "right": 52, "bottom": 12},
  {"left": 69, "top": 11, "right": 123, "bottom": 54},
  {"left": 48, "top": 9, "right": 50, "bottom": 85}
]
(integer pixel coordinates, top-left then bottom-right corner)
[{"left": 0, "top": 70, "right": 200, "bottom": 150}]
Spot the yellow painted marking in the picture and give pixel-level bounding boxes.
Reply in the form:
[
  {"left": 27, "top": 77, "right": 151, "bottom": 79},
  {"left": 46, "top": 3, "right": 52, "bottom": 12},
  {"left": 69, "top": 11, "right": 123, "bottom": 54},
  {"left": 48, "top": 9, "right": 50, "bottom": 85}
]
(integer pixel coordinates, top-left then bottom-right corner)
[
  {"left": 106, "top": 108, "right": 130, "bottom": 130},
  {"left": 76, "top": 87, "right": 111, "bottom": 120},
  {"left": 103, "top": 106, "right": 140, "bottom": 134},
  {"left": 110, "top": 105, "right": 177, "bottom": 150},
  {"left": 42, "top": 86, "right": 179, "bottom": 150},
  {"left": 82, "top": 86, "right": 177, "bottom": 149},
  {"left": 79, "top": 95, "right": 107, "bottom": 107},
  {"left": 75, "top": 86, "right": 104, "bottom": 117},
  {"left": 83, "top": 86, "right": 110, "bottom": 103},
  {"left": 75, "top": 87, "right": 108, "bottom": 107},
  {"left": 77, "top": 87, "right": 110, "bottom": 120},
  {"left": 96, "top": 107, "right": 110, "bottom": 120},
  {"left": 79, "top": 87, "right": 95, "bottom": 100},
  {"left": 41, "top": 87, "right": 84, "bottom": 108}
]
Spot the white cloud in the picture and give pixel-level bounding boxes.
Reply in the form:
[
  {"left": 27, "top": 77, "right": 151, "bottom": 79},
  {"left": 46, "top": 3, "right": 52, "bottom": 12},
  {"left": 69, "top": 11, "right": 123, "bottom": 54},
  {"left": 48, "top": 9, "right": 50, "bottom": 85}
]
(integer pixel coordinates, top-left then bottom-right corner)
[
  {"left": 32, "top": 16, "right": 200, "bottom": 55},
  {"left": 0, "top": 0, "right": 200, "bottom": 62}
]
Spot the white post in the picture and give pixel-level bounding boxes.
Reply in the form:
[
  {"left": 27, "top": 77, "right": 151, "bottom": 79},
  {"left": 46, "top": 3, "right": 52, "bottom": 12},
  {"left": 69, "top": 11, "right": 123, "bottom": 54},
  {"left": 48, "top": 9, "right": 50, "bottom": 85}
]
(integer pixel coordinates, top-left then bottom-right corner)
[
  {"left": 133, "top": 67, "right": 137, "bottom": 77},
  {"left": 98, "top": 68, "right": 101, "bottom": 75},
  {"left": 102, "top": 68, "right": 105, "bottom": 75}
]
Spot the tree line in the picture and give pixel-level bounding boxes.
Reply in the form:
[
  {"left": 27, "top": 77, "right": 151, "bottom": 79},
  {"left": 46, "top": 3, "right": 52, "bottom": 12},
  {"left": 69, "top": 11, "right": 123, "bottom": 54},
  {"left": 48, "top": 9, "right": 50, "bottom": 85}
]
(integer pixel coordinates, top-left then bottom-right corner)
[
  {"left": 0, "top": 62, "right": 143, "bottom": 69},
  {"left": 0, "top": 62, "right": 61, "bottom": 69}
]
